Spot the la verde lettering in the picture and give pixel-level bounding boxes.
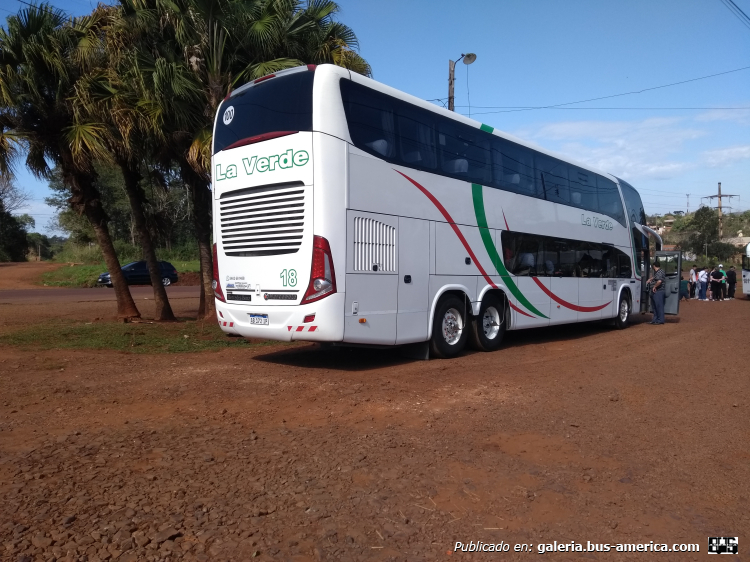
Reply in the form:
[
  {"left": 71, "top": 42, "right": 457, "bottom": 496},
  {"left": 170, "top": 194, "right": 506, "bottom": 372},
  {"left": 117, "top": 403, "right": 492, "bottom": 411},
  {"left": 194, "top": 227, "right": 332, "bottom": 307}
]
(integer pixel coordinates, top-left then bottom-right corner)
[
  {"left": 215, "top": 149, "right": 309, "bottom": 180},
  {"left": 581, "top": 214, "right": 613, "bottom": 231}
]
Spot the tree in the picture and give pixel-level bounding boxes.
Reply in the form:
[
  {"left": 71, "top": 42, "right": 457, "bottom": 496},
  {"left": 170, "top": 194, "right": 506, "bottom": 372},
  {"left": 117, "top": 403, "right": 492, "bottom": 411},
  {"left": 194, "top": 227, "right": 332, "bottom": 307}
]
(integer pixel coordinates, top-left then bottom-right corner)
[
  {"left": 112, "top": 0, "right": 370, "bottom": 319},
  {"left": 0, "top": 175, "right": 29, "bottom": 213},
  {"left": 0, "top": 198, "right": 28, "bottom": 261},
  {"left": 0, "top": 4, "right": 141, "bottom": 319}
]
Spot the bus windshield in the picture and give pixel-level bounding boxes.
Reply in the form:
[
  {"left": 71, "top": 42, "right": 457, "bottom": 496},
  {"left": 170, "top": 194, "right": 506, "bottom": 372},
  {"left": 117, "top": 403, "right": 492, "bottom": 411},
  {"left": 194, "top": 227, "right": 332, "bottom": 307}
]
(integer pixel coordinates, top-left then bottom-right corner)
[{"left": 214, "top": 70, "right": 314, "bottom": 154}]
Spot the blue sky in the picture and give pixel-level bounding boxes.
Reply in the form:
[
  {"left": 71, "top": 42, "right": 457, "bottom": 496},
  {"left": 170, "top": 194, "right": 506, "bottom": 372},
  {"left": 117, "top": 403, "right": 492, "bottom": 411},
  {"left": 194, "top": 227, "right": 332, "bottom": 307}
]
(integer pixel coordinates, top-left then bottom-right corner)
[{"left": 3, "top": 0, "right": 750, "bottom": 231}]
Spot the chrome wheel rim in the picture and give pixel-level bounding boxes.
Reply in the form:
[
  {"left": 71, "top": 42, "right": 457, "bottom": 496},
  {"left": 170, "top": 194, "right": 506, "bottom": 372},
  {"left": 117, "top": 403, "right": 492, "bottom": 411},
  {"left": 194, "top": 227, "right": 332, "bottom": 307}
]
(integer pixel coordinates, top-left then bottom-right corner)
[
  {"left": 619, "top": 299, "right": 629, "bottom": 321},
  {"left": 162, "top": 277, "right": 171, "bottom": 287},
  {"left": 441, "top": 307, "right": 463, "bottom": 345},
  {"left": 482, "top": 306, "right": 500, "bottom": 340}
]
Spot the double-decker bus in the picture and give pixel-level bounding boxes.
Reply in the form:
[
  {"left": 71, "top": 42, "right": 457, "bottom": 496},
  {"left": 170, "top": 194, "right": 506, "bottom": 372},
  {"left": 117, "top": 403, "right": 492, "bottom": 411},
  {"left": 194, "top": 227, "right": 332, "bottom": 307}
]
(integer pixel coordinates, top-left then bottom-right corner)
[
  {"left": 210, "top": 64, "right": 681, "bottom": 358},
  {"left": 743, "top": 242, "right": 750, "bottom": 298}
]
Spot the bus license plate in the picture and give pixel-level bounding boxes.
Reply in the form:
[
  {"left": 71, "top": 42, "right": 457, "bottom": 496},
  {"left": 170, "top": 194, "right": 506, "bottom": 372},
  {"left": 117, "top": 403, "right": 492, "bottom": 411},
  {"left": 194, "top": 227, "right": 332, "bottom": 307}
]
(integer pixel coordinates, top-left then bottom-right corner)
[{"left": 248, "top": 314, "right": 269, "bottom": 325}]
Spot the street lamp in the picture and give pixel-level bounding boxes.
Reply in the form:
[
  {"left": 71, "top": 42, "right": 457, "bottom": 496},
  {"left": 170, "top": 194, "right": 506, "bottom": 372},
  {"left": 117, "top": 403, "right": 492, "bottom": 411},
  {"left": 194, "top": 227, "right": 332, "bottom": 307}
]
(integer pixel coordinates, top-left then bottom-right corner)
[{"left": 448, "top": 53, "right": 476, "bottom": 112}]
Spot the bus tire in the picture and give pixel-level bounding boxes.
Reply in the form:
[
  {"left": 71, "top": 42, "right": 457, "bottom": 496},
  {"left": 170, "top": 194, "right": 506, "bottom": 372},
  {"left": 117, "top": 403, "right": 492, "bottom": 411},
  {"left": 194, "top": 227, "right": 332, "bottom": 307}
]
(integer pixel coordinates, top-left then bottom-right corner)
[
  {"left": 614, "top": 292, "right": 630, "bottom": 329},
  {"left": 430, "top": 295, "right": 468, "bottom": 359},
  {"left": 468, "top": 294, "right": 506, "bottom": 352}
]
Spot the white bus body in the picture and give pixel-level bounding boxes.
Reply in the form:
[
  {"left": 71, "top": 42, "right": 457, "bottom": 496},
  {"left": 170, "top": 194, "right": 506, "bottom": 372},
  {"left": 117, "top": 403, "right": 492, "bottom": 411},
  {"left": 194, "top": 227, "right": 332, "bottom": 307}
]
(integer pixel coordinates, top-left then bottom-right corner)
[{"left": 211, "top": 65, "right": 672, "bottom": 357}]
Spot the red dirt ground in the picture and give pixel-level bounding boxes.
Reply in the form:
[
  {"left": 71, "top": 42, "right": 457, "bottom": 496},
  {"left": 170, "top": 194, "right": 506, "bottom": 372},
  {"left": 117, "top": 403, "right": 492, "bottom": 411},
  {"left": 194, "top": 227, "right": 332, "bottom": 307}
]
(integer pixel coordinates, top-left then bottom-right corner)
[{"left": 0, "top": 279, "right": 747, "bottom": 561}]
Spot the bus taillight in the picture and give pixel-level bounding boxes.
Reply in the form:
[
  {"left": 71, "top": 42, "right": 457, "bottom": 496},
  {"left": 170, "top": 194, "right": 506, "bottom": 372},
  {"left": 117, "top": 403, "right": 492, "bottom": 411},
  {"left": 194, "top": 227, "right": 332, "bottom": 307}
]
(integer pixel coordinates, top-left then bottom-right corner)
[
  {"left": 303, "top": 236, "right": 337, "bottom": 303},
  {"left": 212, "top": 243, "right": 226, "bottom": 303}
]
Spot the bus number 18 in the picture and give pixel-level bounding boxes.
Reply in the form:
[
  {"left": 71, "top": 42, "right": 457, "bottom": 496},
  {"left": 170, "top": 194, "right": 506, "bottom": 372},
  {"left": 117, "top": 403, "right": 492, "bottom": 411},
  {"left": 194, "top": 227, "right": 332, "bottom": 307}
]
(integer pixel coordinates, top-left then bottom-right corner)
[{"left": 280, "top": 269, "right": 297, "bottom": 287}]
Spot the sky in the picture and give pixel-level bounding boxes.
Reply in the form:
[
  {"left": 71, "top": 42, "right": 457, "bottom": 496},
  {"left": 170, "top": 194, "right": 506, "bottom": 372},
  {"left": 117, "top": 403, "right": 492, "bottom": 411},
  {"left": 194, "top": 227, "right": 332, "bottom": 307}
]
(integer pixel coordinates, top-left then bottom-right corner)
[{"left": 2, "top": 0, "right": 750, "bottom": 233}]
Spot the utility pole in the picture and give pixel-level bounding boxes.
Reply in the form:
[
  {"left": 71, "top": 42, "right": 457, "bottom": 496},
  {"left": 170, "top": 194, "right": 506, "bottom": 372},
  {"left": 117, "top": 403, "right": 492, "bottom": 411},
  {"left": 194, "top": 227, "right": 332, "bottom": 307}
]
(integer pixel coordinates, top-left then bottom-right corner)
[
  {"left": 448, "top": 59, "right": 456, "bottom": 111},
  {"left": 704, "top": 181, "right": 737, "bottom": 240},
  {"left": 686, "top": 194, "right": 689, "bottom": 215},
  {"left": 448, "top": 53, "right": 476, "bottom": 112}
]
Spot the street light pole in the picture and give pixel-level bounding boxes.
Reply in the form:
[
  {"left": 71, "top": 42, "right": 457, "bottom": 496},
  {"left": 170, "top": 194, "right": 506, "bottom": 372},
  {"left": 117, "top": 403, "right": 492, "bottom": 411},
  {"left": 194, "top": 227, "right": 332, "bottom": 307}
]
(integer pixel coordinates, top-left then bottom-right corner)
[
  {"left": 448, "top": 53, "right": 476, "bottom": 112},
  {"left": 448, "top": 59, "right": 456, "bottom": 111}
]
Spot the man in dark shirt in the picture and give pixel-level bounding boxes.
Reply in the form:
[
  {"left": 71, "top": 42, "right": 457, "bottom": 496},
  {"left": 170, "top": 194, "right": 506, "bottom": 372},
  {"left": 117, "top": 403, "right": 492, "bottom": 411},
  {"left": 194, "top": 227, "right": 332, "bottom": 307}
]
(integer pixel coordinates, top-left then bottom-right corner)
[
  {"left": 710, "top": 266, "right": 724, "bottom": 301},
  {"left": 647, "top": 261, "right": 666, "bottom": 324},
  {"left": 727, "top": 266, "right": 737, "bottom": 299}
]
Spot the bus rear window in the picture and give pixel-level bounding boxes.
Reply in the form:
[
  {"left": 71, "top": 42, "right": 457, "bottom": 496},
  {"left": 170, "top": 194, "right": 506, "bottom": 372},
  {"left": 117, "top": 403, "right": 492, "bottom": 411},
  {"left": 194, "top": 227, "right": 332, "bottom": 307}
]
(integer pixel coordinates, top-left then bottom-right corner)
[{"left": 214, "top": 71, "right": 314, "bottom": 154}]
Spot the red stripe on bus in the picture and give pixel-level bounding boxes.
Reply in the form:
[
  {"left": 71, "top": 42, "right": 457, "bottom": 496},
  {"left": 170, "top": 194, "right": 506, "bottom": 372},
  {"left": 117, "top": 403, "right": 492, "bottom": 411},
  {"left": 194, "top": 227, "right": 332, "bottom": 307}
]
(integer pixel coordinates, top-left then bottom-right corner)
[
  {"left": 502, "top": 209, "right": 510, "bottom": 231},
  {"left": 531, "top": 277, "right": 612, "bottom": 312},
  {"left": 395, "top": 171, "right": 498, "bottom": 289},
  {"left": 509, "top": 302, "right": 535, "bottom": 318},
  {"left": 296, "top": 326, "right": 304, "bottom": 332},
  {"left": 309, "top": 326, "right": 317, "bottom": 332}
]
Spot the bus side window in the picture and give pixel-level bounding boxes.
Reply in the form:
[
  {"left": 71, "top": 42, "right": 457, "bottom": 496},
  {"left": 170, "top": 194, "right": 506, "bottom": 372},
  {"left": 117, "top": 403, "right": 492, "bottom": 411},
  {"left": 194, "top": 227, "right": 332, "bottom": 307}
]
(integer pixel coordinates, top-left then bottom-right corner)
[
  {"left": 341, "top": 81, "right": 396, "bottom": 159},
  {"left": 438, "top": 121, "right": 491, "bottom": 184},
  {"left": 597, "top": 175, "right": 626, "bottom": 226},
  {"left": 491, "top": 139, "right": 538, "bottom": 196},
  {"left": 577, "top": 242, "right": 604, "bottom": 278},
  {"left": 397, "top": 103, "right": 436, "bottom": 169},
  {"left": 570, "top": 167, "right": 597, "bottom": 212},
  {"left": 617, "top": 251, "right": 632, "bottom": 278},
  {"left": 535, "top": 155, "right": 569, "bottom": 204}
]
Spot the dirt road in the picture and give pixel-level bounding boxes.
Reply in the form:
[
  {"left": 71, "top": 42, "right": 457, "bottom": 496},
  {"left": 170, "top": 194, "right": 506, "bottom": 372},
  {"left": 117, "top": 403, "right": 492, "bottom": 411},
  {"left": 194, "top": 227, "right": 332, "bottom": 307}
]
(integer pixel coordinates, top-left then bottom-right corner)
[
  {"left": 0, "top": 286, "right": 200, "bottom": 304},
  {"left": 0, "top": 291, "right": 747, "bottom": 561}
]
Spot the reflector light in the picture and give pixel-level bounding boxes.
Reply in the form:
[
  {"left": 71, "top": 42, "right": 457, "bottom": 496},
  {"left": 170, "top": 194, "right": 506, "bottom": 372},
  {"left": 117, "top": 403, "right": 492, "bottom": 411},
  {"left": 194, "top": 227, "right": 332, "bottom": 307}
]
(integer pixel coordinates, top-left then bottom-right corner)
[
  {"left": 222, "top": 131, "right": 296, "bottom": 152},
  {"left": 307, "top": 64, "right": 317, "bottom": 71},
  {"left": 359, "top": 318, "right": 366, "bottom": 324},
  {"left": 303, "top": 314, "right": 316, "bottom": 323},
  {"left": 302, "top": 236, "right": 337, "bottom": 303},
  {"left": 212, "top": 243, "right": 226, "bottom": 303},
  {"left": 254, "top": 73, "right": 276, "bottom": 84}
]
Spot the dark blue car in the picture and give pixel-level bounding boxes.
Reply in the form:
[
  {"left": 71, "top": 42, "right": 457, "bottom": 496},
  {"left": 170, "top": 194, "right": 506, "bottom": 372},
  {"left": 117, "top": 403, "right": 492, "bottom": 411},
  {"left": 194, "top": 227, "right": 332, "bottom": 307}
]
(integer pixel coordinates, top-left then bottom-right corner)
[{"left": 97, "top": 261, "right": 178, "bottom": 287}]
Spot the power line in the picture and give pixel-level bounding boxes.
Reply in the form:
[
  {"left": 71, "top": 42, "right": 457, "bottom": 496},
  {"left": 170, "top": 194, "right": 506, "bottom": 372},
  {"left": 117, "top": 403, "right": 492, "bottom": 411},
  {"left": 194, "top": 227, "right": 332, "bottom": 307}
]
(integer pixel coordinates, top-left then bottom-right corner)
[
  {"left": 719, "top": 0, "right": 750, "bottom": 30},
  {"left": 442, "top": 65, "right": 750, "bottom": 115},
  {"left": 460, "top": 107, "right": 750, "bottom": 114}
]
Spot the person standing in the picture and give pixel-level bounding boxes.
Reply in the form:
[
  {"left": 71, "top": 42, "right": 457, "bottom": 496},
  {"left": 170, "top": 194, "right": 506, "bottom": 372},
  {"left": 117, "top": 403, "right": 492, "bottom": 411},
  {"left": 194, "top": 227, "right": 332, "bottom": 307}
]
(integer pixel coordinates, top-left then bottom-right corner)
[
  {"left": 727, "top": 266, "right": 737, "bottom": 299},
  {"left": 689, "top": 264, "right": 698, "bottom": 299},
  {"left": 710, "top": 266, "right": 724, "bottom": 301},
  {"left": 647, "top": 261, "right": 666, "bottom": 324},
  {"left": 698, "top": 266, "right": 708, "bottom": 301},
  {"left": 719, "top": 264, "right": 728, "bottom": 300}
]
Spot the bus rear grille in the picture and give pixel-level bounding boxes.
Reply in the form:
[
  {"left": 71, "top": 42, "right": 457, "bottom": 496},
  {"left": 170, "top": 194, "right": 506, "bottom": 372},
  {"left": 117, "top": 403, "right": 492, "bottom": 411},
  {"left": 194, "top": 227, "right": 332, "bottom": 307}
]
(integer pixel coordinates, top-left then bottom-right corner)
[
  {"left": 219, "top": 182, "right": 305, "bottom": 256},
  {"left": 353, "top": 217, "right": 396, "bottom": 272}
]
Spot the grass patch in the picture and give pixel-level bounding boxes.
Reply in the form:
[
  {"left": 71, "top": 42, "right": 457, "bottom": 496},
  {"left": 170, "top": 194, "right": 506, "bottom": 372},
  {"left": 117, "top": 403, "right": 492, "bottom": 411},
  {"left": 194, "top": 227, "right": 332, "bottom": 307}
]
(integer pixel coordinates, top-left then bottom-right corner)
[
  {"left": 0, "top": 319, "right": 276, "bottom": 354},
  {"left": 41, "top": 264, "right": 108, "bottom": 288},
  {"left": 40, "top": 261, "right": 202, "bottom": 288}
]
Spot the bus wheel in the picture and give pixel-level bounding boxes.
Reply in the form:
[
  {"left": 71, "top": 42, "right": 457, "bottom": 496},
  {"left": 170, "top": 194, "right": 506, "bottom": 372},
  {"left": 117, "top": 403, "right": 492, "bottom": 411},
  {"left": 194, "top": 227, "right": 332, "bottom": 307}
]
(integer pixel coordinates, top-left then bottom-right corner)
[
  {"left": 430, "top": 296, "right": 468, "bottom": 359},
  {"left": 469, "top": 295, "right": 506, "bottom": 352},
  {"left": 614, "top": 293, "right": 630, "bottom": 329}
]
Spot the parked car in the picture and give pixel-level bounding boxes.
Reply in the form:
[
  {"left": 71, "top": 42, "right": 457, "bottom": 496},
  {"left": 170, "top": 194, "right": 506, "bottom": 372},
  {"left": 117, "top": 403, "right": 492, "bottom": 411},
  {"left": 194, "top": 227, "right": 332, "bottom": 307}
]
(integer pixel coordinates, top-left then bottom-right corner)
[{"left": 97, "top": 261, "right": 178, "bottom": 287}]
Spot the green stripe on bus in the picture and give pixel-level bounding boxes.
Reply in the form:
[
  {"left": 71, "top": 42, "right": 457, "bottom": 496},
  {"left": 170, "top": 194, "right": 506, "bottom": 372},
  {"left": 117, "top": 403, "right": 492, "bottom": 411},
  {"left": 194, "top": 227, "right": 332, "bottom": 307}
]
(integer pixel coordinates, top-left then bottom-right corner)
[
  {"left": 480, "top": 123, "right": 494, "bottom": 133},
  {"left": 471, "top": 183, "right": 549, "bottom": 319}
]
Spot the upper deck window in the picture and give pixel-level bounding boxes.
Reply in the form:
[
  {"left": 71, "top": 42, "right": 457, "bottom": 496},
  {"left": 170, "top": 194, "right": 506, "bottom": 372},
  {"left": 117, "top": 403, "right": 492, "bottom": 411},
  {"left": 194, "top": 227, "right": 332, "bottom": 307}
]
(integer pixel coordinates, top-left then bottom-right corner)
[{"left": 214, "top": 71, "right": 314, "bottom": 154}]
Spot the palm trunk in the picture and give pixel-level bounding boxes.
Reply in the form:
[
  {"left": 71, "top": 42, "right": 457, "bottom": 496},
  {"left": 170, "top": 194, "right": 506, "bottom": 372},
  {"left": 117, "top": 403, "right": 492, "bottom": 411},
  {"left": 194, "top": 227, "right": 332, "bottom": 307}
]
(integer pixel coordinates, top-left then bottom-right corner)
[
  {"left": 118, "top": 159, "right": 176, "bottom": 322},
  {"left": 180, "top": 161, "right": 215, "bottom": 320},
  {"left": 62, "top": 158, "right": 140, "bottom": 320}
]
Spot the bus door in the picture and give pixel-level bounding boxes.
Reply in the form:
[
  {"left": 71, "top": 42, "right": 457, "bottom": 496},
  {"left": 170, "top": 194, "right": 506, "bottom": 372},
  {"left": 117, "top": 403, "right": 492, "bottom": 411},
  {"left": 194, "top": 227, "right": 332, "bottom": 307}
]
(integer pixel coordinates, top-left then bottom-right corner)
[
  {"left": 649, "top": 251, "right": 682, "bottom": 315},
  {"left": 396, "top": 217, "right": 430, "bottom": 344}
]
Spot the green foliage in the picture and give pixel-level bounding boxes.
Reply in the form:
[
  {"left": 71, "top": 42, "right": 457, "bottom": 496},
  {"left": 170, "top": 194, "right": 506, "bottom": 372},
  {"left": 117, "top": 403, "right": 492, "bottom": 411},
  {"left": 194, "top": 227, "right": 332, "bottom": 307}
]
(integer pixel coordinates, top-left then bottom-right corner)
[
  {"left": 0, "top": 319, "right": 273, "bottom": 353},
  {"left": 0, "top": 199, "right": 29, "bottom": 261}
]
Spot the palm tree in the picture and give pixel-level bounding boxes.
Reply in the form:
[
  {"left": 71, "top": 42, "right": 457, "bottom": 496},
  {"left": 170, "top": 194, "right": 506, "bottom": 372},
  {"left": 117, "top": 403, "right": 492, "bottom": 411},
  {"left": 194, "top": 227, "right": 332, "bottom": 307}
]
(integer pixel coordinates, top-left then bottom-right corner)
[
  {"left": 0, "top": 4, "right": 141, "bottom": 319},
  {"left": 73, "top": 10, "right": 177, "bottom": 321},
  {"left": 111, "top": 0, "right": 370, "bottom": 319}
]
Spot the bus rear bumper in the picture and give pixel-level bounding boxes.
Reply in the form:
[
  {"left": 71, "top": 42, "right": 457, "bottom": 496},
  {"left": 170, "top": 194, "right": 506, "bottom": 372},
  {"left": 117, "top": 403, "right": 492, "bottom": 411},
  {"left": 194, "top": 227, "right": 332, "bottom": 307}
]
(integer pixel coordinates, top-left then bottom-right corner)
[{"left": 216, "top": 293, "right": 345, "bottom": 342}]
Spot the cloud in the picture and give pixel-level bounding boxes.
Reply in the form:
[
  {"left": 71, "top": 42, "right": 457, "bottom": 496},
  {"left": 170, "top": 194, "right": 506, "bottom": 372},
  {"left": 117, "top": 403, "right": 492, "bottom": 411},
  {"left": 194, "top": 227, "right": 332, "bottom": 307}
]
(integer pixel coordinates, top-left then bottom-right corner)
[
  {"left": 695, "top": 108, "right": 750, "bottom": 124},
  {"left": 513, "top": 117, "right": 705, "bottom": 181},
  {"left": 702, "top": 145, "right": 750, "bottom": 167}
]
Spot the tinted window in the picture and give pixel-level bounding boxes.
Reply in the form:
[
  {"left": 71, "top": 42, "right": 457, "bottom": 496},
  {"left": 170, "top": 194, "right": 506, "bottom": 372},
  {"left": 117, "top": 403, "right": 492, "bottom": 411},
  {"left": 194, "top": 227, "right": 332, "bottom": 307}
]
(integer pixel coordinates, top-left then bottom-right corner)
[
  {"left": 569, "top": 167, "right": 597, "bottom": 212},
  {"left": 597, "top": 176, "right": 626, "bottom": 226},
  {"left": 577, "top": 242, "right": 604, "bottom": 277},
  {"left": 490, "top": 138, "right": 537, "bottom": 196},
  {"left": 341, "top": 79, "right": 396, "bottom": 159},
  {"left": 398, "top": 104, "right": 437, "bottom": 169},
  {"left": 439, "top": 121, "right": 491, "bottom": 183},
  {"left": 214, "top": 71, "right": 314, "bottom": 154},
  {"left": 618, "top": 178, "right": 646, "bottom": 227},
  {"left": 536, "top": 155, "right": 569, "bottom": 204},
  {"left": 502, "top": 231, "right": 633, "bottom": 279}
]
